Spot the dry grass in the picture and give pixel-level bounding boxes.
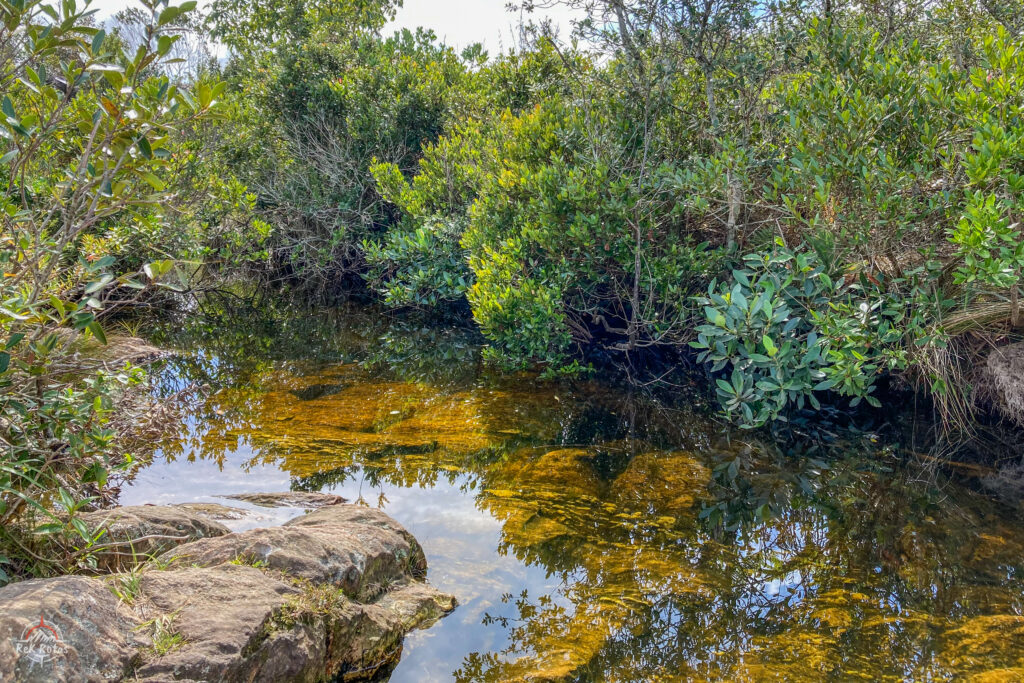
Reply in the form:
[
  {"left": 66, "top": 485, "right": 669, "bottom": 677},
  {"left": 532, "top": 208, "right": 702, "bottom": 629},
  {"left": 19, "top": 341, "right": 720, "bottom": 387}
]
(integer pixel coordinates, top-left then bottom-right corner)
[{"left": 943, "top": 302, "right": 1017, "bottom": 336}]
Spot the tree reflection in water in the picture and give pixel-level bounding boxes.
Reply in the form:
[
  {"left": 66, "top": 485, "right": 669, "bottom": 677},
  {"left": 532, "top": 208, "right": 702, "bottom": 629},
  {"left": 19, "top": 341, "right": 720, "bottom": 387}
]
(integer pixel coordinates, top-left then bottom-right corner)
[{"left": 138, "top": 303, "right": 1024, "bottom": 681}]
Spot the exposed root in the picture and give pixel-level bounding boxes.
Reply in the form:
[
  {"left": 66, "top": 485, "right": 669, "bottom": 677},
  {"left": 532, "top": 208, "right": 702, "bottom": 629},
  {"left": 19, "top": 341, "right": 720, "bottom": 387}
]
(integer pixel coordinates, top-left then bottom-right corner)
[{"left": 975, "top": 342, "right": 1024, "bottom": 429}]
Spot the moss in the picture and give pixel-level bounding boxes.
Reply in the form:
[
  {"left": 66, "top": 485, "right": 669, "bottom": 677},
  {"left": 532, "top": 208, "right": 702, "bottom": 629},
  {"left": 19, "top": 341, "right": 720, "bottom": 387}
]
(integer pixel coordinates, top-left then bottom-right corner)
[
  {"left": 273, "top": 581, "right": 349, "bottom": 630},
  {"left": 228, "top": 553, "right": 269, "bottom": 569}
]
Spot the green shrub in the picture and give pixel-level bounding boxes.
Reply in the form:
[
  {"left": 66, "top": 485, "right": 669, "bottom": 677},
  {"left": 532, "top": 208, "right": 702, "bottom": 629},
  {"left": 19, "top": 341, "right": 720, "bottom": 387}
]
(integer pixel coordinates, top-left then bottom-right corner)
[
  {"left": 947, "top": 29, "right": 1024, "bottom": 322},
  {"left": 363, "top": 218, "right": 471, "bottom": 309},
  {"left": 206, "top": 2, "right": 471, "bottom": 293},
  {"left": 0, "top": 0, "right": 221, "bottom": 581},
  {"left": 691, "top": 244, "right": 904, "bottom": 427},
  {"left": 364, "top": 44, "right": 579, "bottom": 312}
]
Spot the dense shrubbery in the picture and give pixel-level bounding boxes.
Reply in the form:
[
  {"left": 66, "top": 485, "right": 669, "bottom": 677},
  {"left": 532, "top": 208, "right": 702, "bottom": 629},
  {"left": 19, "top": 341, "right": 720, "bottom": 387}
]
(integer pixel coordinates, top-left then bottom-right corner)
[
  {"left": 0, "top": 0, "right": 221, "bottom": 580},
  {"left": 691, "top": 244, "right": 905, "bottom": 426},
  {"left": 199, "top": 0, "right": 470, "bottom": 293},
  {"left": 357, "top": 4, "right": 1024, "bottom": 430},
  {"left": 191, "top": 0, "right": 1024, "bottom": 431}
]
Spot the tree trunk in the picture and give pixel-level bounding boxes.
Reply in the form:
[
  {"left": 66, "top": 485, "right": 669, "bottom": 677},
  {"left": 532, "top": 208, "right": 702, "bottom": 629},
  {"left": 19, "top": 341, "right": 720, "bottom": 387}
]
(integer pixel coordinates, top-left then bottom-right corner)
[
  {"left": 628, "top": 220, "right": 642, "bottom": 351},
  {"left": 703, "top": 64, "right": 742, "bottom": 249},
  {"left": 610, "top": 0, "right": 644, "bottom": 74}
]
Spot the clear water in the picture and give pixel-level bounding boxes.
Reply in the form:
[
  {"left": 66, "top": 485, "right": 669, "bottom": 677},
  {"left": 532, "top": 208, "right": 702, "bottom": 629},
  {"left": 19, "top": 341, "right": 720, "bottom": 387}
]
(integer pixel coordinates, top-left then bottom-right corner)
[{"left": 121, "top": 304, "right": 1024, "bottom": 681}]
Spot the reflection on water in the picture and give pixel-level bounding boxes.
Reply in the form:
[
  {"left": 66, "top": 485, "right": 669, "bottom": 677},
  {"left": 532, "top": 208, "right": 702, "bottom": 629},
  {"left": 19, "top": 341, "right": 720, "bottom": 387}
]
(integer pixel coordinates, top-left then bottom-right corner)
[{"left": 124, "top": 303, "right": 1024, "bottom": 681}]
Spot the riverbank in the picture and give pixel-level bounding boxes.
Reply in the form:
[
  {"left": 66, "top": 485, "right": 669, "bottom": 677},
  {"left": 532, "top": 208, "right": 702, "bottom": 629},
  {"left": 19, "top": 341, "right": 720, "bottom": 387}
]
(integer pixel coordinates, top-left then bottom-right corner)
[{"left": 0, "top": 334, "right": 192, "bottom": 584}]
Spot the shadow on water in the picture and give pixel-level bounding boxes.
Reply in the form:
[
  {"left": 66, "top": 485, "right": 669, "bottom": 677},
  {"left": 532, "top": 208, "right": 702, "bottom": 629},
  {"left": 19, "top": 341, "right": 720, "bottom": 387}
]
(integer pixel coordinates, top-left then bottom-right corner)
[{"left": 125, "top": 300, "right": 1024, "bottom": 682}]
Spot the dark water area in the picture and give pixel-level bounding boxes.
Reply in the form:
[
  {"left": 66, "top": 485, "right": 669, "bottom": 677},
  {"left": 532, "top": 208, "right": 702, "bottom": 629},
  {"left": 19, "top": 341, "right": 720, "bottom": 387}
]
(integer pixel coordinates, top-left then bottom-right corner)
[{"left": 121, "top": 302, "right": 1024, "bottom": 681}]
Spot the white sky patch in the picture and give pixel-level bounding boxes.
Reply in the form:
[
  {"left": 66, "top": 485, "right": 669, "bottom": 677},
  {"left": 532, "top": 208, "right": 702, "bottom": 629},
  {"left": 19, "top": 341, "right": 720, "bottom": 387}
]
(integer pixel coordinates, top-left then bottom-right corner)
[
  {"left": 387, "top": 0, "right": 581, "bottom": 52},
  {"left": 86, "top": 0, "right": 580, "bottom": 55}
]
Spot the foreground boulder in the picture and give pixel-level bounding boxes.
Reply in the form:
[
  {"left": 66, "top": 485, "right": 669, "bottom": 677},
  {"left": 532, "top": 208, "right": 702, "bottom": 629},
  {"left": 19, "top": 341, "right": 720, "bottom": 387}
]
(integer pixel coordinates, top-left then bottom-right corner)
[
  {"left": 132, "top": 564, "right": 304, "bottom": 681},
  {"left": 0, "top": 501, "right": 456, "bottom": 682},
  {"left": 0, "top": 576, "right": 138, "bottom": 682}
]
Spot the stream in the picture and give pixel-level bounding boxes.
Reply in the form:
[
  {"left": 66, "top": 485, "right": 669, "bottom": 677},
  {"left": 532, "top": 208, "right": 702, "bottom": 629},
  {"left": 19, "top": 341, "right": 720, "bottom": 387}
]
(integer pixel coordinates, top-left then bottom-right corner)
[{"left": 120, "top": 303, "right": 1024, "bottom": 681}]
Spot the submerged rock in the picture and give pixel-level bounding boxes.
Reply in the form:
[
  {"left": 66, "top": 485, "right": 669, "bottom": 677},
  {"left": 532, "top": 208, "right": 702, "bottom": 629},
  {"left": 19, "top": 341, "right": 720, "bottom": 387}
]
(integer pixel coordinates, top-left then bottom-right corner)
[
  {"left": 0, "top": 502, "right": 455, "bottom": 682},
  {"left": 221, "top": 491, "right": 346, "bottom": 508},
  {"left": 289, "top": 382, "right": 349, "bottom": 401},
  {"left": 613, "top": 450, "right": 710, "bottom": 516}
]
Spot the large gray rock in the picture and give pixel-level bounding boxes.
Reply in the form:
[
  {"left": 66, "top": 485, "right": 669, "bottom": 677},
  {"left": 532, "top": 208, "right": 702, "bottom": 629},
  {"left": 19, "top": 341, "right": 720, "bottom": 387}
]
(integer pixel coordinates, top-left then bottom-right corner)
[
  {"left": 78, "top": 505, "right": 230, "bottom": 571},
  {"left": 0, "top": 502, "right": 456, "bottom": 682},
  {"left": 135, "top": 506, "right": 455, "bottom": 682},
  {"left": 130, "top": 569, "right": 456, "bottom": 683},
  {"left": 131, "top": 564, "right": 302, "bottom": 681},
  {"left": 0, "top": 576, "right": 139, "bottom": 682},
  {"left": 160, "top": 505, "right": 425, "bottom": 600}
]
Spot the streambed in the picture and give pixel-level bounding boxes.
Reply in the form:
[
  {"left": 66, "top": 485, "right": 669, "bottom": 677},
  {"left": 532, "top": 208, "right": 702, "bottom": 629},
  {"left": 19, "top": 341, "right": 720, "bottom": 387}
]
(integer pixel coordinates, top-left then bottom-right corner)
[{"left": 122, "top": 306, "right": 1024, "bottom": 681}]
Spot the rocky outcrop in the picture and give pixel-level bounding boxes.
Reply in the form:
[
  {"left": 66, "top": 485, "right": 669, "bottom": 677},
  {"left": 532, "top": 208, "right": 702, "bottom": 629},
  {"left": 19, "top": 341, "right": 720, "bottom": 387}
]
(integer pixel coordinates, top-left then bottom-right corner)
[
  {"left": 160, "top": 504, "right": 427, "bottom": 601},
  {"left": 0, "top": 502, "right": 455, "bottom": 682},
  {"left": 132, "top": 564, "right": 305, "bottom": 682},
  {"left": 77, "top": 505, "right": 231, "bottom": 571},
  {"left": 129, "top": 569, "right": 456, "bottom": 683}
]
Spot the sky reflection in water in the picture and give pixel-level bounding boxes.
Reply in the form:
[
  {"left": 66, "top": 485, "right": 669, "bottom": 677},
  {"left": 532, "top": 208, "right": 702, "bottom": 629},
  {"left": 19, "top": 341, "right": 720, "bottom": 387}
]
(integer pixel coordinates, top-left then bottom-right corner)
[{"left": 123, "top": 307, "right": 1024, "bottom": 681}]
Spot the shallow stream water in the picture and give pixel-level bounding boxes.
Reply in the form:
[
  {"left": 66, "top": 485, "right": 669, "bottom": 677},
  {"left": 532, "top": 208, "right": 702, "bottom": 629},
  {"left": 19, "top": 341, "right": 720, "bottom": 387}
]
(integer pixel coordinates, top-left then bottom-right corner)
[{"left": 122, "top": 304, "right": 1024, "bottom": 681}]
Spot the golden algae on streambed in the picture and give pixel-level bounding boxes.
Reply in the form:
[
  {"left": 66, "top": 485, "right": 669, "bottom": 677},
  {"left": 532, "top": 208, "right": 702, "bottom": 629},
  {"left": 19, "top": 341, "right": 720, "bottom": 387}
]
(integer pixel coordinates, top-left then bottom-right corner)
[{"left": 132, "top": 319, "right": 1024, "bottom": 682}]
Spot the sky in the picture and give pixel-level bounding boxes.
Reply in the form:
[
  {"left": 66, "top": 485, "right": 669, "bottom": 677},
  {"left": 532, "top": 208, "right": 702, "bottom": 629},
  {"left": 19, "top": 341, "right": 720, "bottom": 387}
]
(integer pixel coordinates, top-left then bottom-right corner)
[
  {"left": 387, "top": 1, "right": 580, "bottom": 51},
  {"left": 88, "top": 0, "right": 580, "bottom": 53}
]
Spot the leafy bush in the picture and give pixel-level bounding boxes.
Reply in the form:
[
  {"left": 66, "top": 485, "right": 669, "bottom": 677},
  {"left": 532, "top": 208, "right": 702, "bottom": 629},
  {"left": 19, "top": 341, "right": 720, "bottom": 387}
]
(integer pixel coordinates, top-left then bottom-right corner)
[
  {"left": 0, "top": 0, "right": 221, "bottom": 581},
  {"left": 363, "top": 218, "right": 470, "bottom": 309},
  {"left": 691, "top": 245, "right": 904, "bottom": 427},
  {"left": 363, "top": 44, "right": 579, "bottom": 310},
  {"left": 371, "top": 84, "right": 725, "bottom": 368},
  {"left": 206, "top": 1, "right": 471, "bottom": 293},
  {"left": 364, "top": 124, "right": 489, "bottom": 309},
  {"left": 948, "top": 29, "right": 1024, "bottom": 324}
]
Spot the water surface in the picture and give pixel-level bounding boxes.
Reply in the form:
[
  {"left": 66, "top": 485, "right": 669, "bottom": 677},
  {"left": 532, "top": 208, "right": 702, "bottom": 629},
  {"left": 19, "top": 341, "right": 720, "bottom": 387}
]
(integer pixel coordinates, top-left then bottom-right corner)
[{"left": 123, "top": 305, "right": 1024, "bottom": 681}]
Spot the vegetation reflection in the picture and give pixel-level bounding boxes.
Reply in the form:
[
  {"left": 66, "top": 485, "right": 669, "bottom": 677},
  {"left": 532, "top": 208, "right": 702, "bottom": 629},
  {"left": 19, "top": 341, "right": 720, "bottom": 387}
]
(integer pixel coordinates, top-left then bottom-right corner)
[{"left": 145, "top": 306, "right": 1024, "bottom": 681}]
